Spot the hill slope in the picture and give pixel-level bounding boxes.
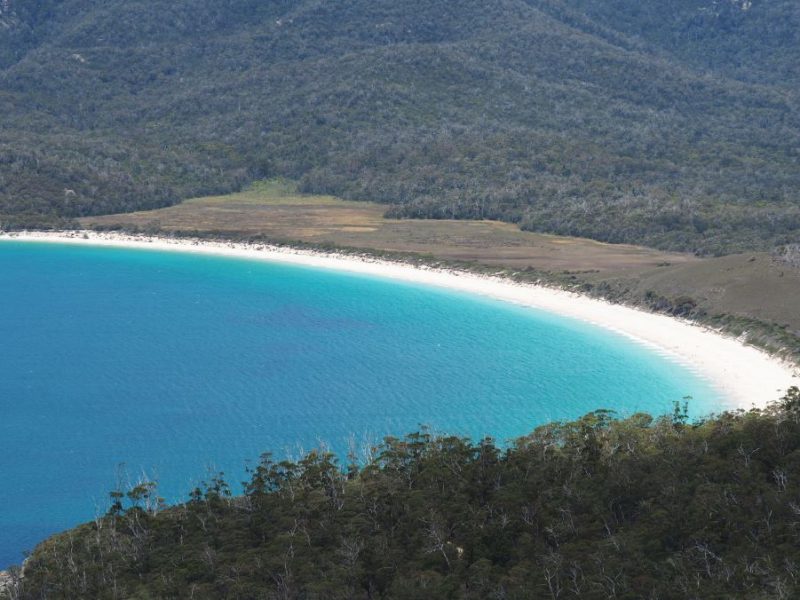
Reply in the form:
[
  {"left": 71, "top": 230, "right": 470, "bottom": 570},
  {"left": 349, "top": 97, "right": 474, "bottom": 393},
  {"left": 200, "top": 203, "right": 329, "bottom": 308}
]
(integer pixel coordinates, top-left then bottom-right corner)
[{"left": 1, "top": 0, "right": 799, "bottom": 253}]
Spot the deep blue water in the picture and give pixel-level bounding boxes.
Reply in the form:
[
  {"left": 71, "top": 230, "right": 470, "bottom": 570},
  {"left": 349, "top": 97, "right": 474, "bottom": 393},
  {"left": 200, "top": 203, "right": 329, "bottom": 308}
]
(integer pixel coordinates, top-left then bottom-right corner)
[{"left": 0, "top": 241, "right": 719, "bottom": 567}]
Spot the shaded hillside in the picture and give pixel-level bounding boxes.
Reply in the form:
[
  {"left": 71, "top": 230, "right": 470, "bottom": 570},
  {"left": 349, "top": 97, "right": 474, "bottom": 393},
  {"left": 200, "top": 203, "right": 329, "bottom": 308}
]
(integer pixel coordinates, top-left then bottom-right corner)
[
  {"left": 5, "top": 391, "right": 800, "bottom": 599},
  {"left": 1, "top": 0, "right": 799, "bottom": 253},
  {"left": 531, "top": 0, "right": 800, "bottom": 88}
]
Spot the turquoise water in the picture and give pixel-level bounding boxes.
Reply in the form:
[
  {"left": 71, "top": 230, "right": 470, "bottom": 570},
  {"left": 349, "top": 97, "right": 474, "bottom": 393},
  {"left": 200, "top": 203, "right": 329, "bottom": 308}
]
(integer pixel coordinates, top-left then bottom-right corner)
[{"left": 0, "top": 241, "right": 719, "bottom": 567}]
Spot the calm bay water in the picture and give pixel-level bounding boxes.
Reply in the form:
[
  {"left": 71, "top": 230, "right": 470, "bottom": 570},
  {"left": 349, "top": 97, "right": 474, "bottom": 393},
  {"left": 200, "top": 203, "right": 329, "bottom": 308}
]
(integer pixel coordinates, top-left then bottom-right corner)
[{"left": 0, "top": 241, "right": 719, "bottom": 567}]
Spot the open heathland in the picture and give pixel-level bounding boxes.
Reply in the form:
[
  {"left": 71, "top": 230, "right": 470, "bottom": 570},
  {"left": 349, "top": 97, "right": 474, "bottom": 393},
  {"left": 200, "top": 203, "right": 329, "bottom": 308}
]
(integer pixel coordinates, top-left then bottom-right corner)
[{"left": 84, "top": 180, "right": 697, "bottom": 273}]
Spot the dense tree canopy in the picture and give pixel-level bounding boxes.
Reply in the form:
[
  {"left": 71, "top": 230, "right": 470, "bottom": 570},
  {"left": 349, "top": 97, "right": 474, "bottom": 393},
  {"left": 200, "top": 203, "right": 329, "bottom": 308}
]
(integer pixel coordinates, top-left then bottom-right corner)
[
  {"left": 6, "top": 390, "right": 800, "bottom": 599},
  {"left": 1, "top": 0, "right": 799, "bottom": 254}
]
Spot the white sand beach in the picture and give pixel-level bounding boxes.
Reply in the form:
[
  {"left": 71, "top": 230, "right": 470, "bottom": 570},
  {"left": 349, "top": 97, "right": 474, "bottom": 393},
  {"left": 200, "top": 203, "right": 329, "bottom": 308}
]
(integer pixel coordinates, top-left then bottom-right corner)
[{"left": 3, "top": 229, "right": 798, "bottom": 410}]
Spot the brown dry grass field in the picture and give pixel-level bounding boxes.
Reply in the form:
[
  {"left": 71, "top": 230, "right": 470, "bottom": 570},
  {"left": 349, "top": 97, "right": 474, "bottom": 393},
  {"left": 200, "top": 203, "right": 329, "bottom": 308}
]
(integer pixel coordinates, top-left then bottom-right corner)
[
  {"left": 84, "top": 180, "right": 800, "bottom": 338},
  {"left": 84, "top": 180, "right": 695, "bottom": 273}
]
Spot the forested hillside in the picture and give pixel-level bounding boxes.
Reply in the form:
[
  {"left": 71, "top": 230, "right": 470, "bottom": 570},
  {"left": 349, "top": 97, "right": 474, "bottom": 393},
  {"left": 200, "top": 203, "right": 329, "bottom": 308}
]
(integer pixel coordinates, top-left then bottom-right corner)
[
  {"left": 5, "top": 390, "right": 800, "bottom": 599},
  {"left": 1, "top": 0, "right": 799, "bottom": 254}
]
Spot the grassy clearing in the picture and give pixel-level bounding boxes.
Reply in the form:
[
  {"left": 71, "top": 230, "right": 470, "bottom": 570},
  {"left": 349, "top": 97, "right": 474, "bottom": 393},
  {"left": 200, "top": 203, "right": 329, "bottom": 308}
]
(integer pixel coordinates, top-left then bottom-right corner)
[{"left": 84, "top": 180, "right": 692, "bottom": 274}]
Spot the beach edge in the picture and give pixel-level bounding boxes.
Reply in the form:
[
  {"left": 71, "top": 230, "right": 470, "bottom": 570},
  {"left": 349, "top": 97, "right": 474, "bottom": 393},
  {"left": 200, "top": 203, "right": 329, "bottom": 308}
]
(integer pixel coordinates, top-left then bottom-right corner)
[{"left": 3, "top": 229, "right": 797, "bottom": 411}]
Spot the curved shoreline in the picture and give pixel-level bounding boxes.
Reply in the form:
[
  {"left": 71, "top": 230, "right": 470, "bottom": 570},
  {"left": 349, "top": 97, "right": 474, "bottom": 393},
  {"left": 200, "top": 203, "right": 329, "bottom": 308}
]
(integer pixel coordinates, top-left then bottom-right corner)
[{"left": 2, "top": 230, "right": 797, "bottom": 410}]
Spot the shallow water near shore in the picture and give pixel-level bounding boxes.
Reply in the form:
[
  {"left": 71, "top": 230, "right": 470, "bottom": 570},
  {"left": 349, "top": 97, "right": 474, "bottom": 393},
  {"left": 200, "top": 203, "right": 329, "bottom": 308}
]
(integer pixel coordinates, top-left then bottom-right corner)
[{"left": 0, "top": 241, "right": 719, "bottom": 567}]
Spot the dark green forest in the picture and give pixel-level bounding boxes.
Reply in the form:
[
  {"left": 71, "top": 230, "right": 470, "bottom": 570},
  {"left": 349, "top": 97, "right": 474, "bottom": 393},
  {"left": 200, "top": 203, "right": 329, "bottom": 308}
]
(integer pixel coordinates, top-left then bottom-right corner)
[
  {"left": 5, "top": 389, "right": 800, "bottom": 599},
  {"left": 1, "top": 0, "right": 800, "bottom": 254}
]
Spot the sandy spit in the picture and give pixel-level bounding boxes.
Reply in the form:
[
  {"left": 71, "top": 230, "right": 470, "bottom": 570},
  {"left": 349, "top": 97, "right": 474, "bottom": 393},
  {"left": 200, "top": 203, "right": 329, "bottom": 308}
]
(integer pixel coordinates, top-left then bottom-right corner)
[{"left": 3, "top": 230, "right": 798, "bottom": 411}]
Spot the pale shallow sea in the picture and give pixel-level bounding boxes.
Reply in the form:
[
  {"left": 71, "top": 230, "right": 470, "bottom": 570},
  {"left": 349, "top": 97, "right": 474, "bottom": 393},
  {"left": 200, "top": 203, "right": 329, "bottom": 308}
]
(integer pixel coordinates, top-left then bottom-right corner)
[{"left": 0, "top": 241, "right": 719, "bottom": 567}]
